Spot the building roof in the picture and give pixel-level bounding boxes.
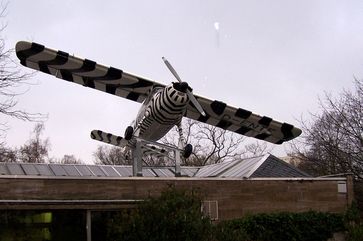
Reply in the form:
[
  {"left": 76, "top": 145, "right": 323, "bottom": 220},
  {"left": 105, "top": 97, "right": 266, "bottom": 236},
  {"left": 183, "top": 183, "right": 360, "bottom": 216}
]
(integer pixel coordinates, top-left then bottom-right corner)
[
  {"left": 196, "top": 154, "right": 310, "bottom": 178},
  {"left": 0, "top": 154, "right": 309, "bottom": 178}
]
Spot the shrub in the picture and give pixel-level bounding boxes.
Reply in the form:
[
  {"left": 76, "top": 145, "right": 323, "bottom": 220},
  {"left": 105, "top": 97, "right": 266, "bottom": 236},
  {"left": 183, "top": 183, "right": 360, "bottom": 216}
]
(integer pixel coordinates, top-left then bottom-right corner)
[
  {"left": 345, "top": 201, "right": 361, "bottom": 225},
  {"left": 106, "top": 186, "right": 212, "bottom": 241},
  {"left": 346, "top": 225, "right": 363, "bottom": 241},
  {"left": 215, "top": 219, "right": 250, "bottom": 241}
]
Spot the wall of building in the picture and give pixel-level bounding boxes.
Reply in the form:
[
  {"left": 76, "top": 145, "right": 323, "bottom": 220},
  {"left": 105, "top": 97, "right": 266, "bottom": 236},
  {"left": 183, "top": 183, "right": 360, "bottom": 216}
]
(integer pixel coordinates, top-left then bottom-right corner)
[{"left": 0, "top": 176, "right": 353, "bottom": 221}]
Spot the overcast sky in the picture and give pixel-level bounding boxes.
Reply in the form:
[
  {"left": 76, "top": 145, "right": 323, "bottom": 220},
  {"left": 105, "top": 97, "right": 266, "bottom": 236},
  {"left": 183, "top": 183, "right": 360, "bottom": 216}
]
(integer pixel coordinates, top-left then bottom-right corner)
[{"left": 3, "top": 0, "right": 363, "bottom": 163}]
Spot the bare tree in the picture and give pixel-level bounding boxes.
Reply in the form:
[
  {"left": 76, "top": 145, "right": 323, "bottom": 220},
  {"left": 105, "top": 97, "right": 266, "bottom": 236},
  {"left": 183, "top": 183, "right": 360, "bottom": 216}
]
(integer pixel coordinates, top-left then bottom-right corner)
[
  {"left": 0, "top": 145, "right": 16, "bottom": 162},
  {"left": 290, "top": 79, "right": 363, "bottom": 178},
  {"left": 0, "top": 5, "right": 44, "bottom": 142},
  {"left": 162, "top": 119, "right": 269, "bottom": 166},
  {"left": 243, "top": 141, "right": 270, "bottom": 158},
  {"left": 18, "top": 123, "right": 50, "bottom": 163},
  {"left": 58, "top": 154, "right": 83, "bottom": 164},
  {"left": 93, "top": 145, "right": 130, "bottom": 165},
  {"left": 0, "top": 40, "right": 36, "bottom": 121},
  {"left": 141, "top": 154, "right": 170, "bottom": 166},
  {"left": 0, "top": 123, "right": 83, "bottom": 164},
  {"left": 94, "top": 119, "right": 270, "bottom": 167}
]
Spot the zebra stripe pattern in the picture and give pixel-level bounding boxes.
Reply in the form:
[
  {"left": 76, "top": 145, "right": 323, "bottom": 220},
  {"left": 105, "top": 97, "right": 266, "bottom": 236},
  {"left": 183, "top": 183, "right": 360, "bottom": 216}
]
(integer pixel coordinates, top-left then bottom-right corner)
[
  {"left": 16, "top": 41, "right": 164, "bottom": 103},
  {"left": 91, "top": 129, "right": 169, "bottom": 160},
  {"left": 185, "top": 97, "right": 302, "bottom": 144},
  {"left": 90, "top": 130, "right": 128, "bottom": 147},
  {"left": 137, "top": 85, "right": 189, "bottom": 140},
  {"left": 16, "top": 41, "right": 302, "bottom": 144},
  {"left": 142, "top": 145, "right": 169, "bottom": 160}
]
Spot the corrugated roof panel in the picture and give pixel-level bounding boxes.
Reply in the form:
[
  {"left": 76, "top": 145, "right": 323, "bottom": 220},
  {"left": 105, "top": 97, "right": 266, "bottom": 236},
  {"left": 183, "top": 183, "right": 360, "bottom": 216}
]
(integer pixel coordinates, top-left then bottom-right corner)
[
  {"left": 114, "top": 166, "right": 132, "bottom": 177},
  {"left": 75, "top": 165, "right": 93, "bottom": 176},
  {"left": 143, "top": 168, "right": 156, "bottom": 177},
  {"left": 0, "top": 163, "right": 9, "bottom": 175},
  {"left": 7, "top": 163, "right": 25, "bottom": 175},
  {"left": 195, "top": 160, "right": 239, "bottom": 177},
  {"left": 0, "top": 154, "right": 309, "bottom": 178},
  {"left": 62, "top": 165, "right": 81, "bottom": 176},
  {"left": 21, "top": 164, "right": 39, "bottom": 175},
  {"left": 194, "top": 163, "right": 220, "bottom": 177},
  {"left": 180, "top": 167, "right": 199, "bottom": 177},
  {"left": 35, "top": 164, "right": 54, "bottom": 176},
  {"left": 49, "top": 164, "right": 67, "bottom": 176},
  {"left": 221, "top": 156, "right": 263, "bottom": 178},
  {"left": 100, "top": 166, "right": 120, "bottom": 177},
  {"left": 152, "top": 168, "right": 174, "bottom": 177},
  {"left": 88, "top": 165, "right": 106, "bottom": 177}
]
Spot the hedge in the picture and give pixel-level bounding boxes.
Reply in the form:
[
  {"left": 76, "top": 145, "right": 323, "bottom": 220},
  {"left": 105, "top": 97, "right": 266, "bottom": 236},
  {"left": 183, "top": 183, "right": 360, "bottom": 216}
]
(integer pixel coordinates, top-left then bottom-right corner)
[
  {"left": 216, "top": 211, "right": 345, "bottom": 241},
  {"left": 104, "top": 187, "right": 350, "bottom": 241}
]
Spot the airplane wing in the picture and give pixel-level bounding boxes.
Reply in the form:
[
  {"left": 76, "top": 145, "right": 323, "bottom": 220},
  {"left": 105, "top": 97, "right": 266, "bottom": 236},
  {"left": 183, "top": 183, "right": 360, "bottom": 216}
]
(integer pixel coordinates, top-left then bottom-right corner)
[
  {"left": 16, "top": 41, "right": 301, "bottom": 144},
  {"left": 15, "top": 41, "right": 165, "bottom": 103},
  {"left": 184, "top": 96, "right": 302, "bottom": 144}
]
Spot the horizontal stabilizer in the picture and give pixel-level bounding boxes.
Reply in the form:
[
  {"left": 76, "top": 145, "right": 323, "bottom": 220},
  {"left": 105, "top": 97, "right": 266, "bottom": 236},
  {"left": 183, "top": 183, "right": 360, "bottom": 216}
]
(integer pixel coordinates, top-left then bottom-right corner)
[
  {"left": 90, "top": 130, "right": 128, "bottom": 147},
  {"left": 142, "top": 144, "right": 168, "bottom": 159}
]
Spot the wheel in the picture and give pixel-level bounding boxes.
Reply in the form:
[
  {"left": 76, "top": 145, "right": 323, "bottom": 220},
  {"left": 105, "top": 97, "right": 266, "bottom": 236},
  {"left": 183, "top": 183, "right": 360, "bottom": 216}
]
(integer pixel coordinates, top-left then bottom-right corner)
[
  {"left": 183, "top": 144, "right": 193, "bottom": 158},
  {"left": 124, "top": 126, "right": 134, "bottom": 140}
]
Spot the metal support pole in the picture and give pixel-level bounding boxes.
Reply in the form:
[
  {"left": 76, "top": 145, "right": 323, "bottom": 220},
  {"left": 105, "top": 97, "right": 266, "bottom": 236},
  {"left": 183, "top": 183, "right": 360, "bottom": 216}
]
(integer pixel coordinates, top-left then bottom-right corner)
[
  {"left": 86, "top": 210, "right": 92, "bottom": 241},
  {"left": 131, "top": 136, "right": 185, "bottom": 177},
  {"left": 133, "top": 140, "right": 143, "bottom": 176},
  {"left": 174, "top": 149, "right": 181, "bottom": 177},
  {"left": 174, "top": 139, "right": 183, "bottom": 177}
]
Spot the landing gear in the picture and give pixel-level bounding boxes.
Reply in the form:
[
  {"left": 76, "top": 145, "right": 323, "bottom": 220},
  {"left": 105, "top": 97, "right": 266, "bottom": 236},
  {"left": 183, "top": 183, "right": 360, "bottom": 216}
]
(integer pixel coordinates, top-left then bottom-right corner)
[
  {"left": 124, "top": 126, "right": 134, "bottom": 140},
  {"left": 176, "top": 122, "right": 193, "bottom": 158},
  {"left": 183, "top": 143, "right": 193, "bottom": 158}
]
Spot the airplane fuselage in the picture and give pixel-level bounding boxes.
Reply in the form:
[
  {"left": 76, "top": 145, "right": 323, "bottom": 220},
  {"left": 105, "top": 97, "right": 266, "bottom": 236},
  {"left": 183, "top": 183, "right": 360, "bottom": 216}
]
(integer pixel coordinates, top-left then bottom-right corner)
[{"left": 133, "top": 82, "right": 190, "bottom": 141}]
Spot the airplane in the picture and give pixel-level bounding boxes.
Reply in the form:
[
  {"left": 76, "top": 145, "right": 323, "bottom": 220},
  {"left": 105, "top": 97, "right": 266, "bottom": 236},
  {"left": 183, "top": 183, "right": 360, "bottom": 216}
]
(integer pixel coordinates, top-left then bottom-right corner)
[{"left": 15, "top": 41, "right": 302, "bottom": 160}]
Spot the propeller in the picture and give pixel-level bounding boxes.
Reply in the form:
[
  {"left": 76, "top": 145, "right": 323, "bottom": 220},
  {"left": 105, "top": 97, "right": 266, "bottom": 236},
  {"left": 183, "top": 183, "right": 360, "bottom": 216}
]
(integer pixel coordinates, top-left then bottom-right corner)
[{"left": 162, "top": 57, "right": 206, "bottom": 117}]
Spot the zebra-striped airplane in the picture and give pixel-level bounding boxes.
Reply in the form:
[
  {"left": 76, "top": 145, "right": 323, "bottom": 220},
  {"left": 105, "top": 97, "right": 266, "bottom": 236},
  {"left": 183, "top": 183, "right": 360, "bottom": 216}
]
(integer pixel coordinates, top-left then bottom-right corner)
[{"left": 15, "top": 41, "right": 302, "bottom": 158}]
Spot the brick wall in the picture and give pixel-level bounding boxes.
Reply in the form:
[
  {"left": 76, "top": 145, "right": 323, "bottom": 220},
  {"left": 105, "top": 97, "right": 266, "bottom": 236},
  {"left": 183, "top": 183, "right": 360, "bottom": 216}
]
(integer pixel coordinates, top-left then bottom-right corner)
[{"left": 0, "top": 176, "right": 352, "bottom": 221}]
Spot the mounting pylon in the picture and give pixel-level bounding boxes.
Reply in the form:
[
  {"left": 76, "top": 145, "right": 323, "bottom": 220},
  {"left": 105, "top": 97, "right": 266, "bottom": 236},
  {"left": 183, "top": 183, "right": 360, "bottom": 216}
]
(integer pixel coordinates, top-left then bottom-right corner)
[{"left": 132, "top": 137, "right": 183, "bottom": 177}]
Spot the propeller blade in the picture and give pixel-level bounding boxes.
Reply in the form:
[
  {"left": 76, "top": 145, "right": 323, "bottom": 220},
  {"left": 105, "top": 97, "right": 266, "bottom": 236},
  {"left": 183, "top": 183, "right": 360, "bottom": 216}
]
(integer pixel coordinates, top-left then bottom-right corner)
[
  {"left": 162, "top": 57, "right": 182, "bottom": 83},
  {"left": 162, "top": 57, "right": 206, "bottom": 117},
  {"left": 187, "top": 90, "right": 206, "bottom": 117}
]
